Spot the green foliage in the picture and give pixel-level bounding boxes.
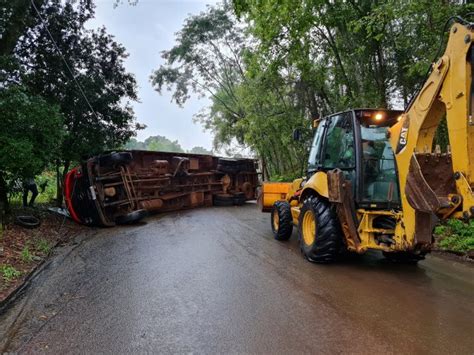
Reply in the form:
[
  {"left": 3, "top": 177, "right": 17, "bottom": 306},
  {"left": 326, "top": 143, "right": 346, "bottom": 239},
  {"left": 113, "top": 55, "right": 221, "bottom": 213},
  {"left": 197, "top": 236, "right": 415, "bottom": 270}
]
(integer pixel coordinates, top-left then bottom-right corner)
[
  {"left": 1, "top": 0, "right": 140, "bottom": 206},
  {"left": 0, "top": 86, "right": 63, "bottom": 211},
  {"left": 125, "top": 137, "right": 214, "bottom": 155},
  {"left": 124, "top": 138, "right": 147, "bottom": 150},
  {"left": 152, "top": 3, "right": 308, "bottom": 178},
  {"left": 35, "top": 171, "right": 57, "bottom": 203},
  {"left": 126, "top": 135, "right": 185, "bottom": 153},
  {"left": 36, "top": 238, "right": 51, "bottom": 255},
  {"left": 144, "top": 136, "right": 184, "bottom": 153},
  {"left": 188, "top": 146, "right": 213, "bottom": 155},
  {"left": 0, "top": 264, "right": 21, "bottom": 282},
  {"left": 154, "top": 2, "right": 472, "bottom": 180},
  {"left": 14, "top": 2, "right": 139, "bottom": 162},
  {"left": 21, "top": 245, "right": 34, "bottom": 263},
  {"left": 235, "top": 0, "right": 472, "bottom": 108},
  {"left": 435, "top": 219, "right": 474, "bottom": 253},
  {"left": 270, "top": 172, "right": 303, "bottom": 183},
  {"left": 0, "top": 87, "right": 62, "bottom": 179},
  {"left": 434, "top": 118, "right": 449, "bottom": 152},
  {"left": 126, "top": 136, "right": 216, "bottom": 155}
]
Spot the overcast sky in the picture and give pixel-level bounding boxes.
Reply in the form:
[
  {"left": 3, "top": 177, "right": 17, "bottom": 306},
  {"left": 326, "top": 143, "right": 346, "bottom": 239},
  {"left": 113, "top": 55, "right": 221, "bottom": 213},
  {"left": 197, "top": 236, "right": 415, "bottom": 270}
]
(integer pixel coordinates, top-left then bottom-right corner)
[{"left": 87, "top": 0, "right": 218, "bottom": 151}]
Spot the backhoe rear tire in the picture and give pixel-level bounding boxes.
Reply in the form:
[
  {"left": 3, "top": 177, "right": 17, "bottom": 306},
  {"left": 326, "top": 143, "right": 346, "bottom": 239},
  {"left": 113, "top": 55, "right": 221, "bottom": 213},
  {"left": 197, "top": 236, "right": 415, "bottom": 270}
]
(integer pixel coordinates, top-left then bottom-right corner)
[
  {"left": 298, "top": 197, "right": 341, "bottom": 263},
  {"left": 271, "top": 201, "right": 293, "bottom": 241}
]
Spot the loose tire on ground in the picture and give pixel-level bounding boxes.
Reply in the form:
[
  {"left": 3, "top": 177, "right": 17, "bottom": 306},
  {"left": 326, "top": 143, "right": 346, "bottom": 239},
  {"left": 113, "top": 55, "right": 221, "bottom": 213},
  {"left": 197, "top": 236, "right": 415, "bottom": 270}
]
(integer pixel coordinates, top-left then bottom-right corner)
[
  {"left": 15, "top": 215, "right": 41, "bottom": 229},
  {"left": 115, "top": 209, "right": 148, "bottom": 225},
  {"left": 298, "top": 197, "right": 341, "bottom": 263},
  {"left": 271, "top": 201, "right": 293, "bottom": 241}
]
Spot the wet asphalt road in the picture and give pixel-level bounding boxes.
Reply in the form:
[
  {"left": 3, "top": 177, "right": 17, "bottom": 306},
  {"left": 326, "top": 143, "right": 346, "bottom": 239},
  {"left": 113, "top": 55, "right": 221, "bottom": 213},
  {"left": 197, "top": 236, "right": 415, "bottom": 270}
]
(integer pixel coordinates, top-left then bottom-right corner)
[{"left": 1, "top": 203, "right": 473, "bottom": 354}]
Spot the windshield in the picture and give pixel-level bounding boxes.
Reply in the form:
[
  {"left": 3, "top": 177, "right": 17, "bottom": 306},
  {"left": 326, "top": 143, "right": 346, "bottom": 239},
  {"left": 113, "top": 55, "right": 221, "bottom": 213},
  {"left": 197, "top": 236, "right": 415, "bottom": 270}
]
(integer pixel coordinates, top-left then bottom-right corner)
[
  {"left": 307, "top": 120, "right": 325, "bottom": 171},
  {"left": 360, "top": 125, "right": 400, "bottom": 203}
]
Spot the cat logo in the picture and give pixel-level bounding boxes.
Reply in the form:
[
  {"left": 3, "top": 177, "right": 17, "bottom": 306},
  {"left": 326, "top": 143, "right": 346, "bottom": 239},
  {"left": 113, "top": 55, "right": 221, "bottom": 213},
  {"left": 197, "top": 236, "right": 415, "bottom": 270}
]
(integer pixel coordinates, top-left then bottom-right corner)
[{"left": 396, "top": 127, "right": 408, "bottom": 153}]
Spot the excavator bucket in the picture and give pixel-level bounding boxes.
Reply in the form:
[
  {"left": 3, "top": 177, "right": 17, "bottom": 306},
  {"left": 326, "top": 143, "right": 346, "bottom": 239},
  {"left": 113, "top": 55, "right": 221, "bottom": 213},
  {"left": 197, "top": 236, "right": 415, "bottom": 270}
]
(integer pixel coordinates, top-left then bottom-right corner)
[{"left": 259, "top": 182, "right": 291, "bottom": 212}]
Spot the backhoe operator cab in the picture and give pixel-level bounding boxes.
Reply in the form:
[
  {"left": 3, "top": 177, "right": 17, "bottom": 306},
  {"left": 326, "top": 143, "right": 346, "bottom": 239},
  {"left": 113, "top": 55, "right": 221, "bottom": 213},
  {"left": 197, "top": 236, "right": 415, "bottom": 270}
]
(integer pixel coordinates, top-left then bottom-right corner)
[
  {"left": 263, "top": 17, "right": 474, "bottom": 263},
  {"left": 308, "top": 109, "right": 402, "bottom": 210}
]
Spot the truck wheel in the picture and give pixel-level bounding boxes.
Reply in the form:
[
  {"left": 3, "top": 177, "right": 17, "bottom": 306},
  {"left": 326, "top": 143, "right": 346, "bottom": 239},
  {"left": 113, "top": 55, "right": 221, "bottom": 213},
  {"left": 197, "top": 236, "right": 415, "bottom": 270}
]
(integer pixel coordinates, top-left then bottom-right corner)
[
  {"left": 271, "top": 201, "right": 293, "bottom": 241},
  {"left": 213, "top": 193, "right": 234, "bottom": 206},
  {"left": 382, "top": 251, "right": 425, "bottom": 264},
  {"left": 98, "top": 152, "right": 132, "bottom": 167},
  {"left": 241, "top": 182, "right": 254, "bottom": 200},
  {"left": 298, "top": 197, "right": 341, "bottom": 263},
  {"left": 233, "top": 192, "right": 246, "bottom": 206}
]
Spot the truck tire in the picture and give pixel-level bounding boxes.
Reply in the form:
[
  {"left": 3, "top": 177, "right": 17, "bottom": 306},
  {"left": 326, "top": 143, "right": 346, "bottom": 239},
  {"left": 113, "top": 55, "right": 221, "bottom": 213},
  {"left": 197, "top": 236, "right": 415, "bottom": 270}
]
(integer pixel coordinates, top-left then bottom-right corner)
[
  {"left": 216, "top": 158, "right": 244, "bottom": 174},
  {"left": 271, "top": 201, "right": 293, "bottom": 241},
  {"left": 241, "top": 182, "right": 254, "bottom": 200},
  {"left": 98, "top": 152, "right": 132, "bottom": 167},
  {"left": 213, "top": 193, "right": 234, "bottom": 206},
  {"left": 298, "top": 197, "right": 341, "bottom": 263},
  {"left": 233, "top": 192, "right": 246, "bottom": 206}
]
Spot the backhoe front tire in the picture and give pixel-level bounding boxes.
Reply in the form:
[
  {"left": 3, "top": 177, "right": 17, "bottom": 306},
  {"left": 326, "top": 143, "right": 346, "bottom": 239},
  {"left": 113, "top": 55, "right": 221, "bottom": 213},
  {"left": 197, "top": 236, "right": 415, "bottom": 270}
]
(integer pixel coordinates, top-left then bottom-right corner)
[
  {"left": 298, "top": 197, "right": 341, "bottom": 263},
  {"left": 271, "top": 201, "right": 293, "bottom": 241}
]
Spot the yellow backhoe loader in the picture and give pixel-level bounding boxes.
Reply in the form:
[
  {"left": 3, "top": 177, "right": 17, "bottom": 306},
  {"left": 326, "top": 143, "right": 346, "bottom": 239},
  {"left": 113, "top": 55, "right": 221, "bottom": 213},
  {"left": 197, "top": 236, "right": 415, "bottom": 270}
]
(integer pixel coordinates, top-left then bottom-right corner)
[{"left": 261, "top": 16, "right": 474, "bottom": 263}]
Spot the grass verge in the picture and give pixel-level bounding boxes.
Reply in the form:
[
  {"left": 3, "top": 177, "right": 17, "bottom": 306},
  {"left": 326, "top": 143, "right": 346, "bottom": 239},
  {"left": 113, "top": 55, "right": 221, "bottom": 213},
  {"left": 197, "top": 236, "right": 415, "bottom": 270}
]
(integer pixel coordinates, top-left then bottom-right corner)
[{"left": 434, "top": 219, "right": 474, "bottom": 254}]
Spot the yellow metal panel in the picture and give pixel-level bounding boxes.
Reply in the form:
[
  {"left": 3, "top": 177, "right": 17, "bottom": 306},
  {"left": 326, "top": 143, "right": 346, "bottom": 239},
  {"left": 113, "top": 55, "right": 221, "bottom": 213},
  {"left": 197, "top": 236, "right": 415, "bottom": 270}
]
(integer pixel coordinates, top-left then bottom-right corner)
[
  {"left": 291, "top": 206, "right": 301, "bottom": 225},
  {"left": 302, "top": 171, "right": 328, "bottom": 198},
  {"left": 261, "top": 182, "right": 291, "bottom": 212}
]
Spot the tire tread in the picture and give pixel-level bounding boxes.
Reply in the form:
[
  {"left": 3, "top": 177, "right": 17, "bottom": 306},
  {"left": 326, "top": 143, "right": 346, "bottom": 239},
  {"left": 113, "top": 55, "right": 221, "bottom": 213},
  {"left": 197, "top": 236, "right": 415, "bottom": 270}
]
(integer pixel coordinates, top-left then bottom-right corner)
[
  {"left": 299, "top": 197, "right": 341, "bottom": 263},
  {"left": 271, "top": 201, "right": 293, "bottom": 241}
]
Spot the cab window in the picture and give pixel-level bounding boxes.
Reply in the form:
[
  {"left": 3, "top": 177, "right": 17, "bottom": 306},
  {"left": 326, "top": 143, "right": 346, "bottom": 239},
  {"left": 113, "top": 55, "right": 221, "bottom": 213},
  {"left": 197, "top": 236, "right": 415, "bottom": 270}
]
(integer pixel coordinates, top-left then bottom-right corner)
[
  {"left": 307, "top": 119, "right": 326, "bottom": 171},
  {"left": 360, "top": 124, "right": 400, "bottom": 203},
  {"left": 321, "top": 113, "right": 355, "bottom": 169}
]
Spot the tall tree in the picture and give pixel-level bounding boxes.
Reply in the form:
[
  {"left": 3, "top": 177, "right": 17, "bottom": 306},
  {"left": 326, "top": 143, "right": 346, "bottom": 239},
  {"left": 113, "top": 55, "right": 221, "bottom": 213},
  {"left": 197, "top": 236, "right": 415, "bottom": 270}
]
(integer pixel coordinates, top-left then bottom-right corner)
[
  {"left": 188, "top": 146, "right": 213, "bottom": 155},
  {"left": 151, "top": 3, "right": 319, "bottom": 178},
  {"left": 143, "top": 136, "right": 184, "bottom": 153},
  {"left": 155, "top": 1, "right": 472, "bottom": 179},
  {"left": 0, "top": 86, "right": 63, "bottom": 212},
  {"left": 11, "top": 0, "right": 139, "bottom": 203}
]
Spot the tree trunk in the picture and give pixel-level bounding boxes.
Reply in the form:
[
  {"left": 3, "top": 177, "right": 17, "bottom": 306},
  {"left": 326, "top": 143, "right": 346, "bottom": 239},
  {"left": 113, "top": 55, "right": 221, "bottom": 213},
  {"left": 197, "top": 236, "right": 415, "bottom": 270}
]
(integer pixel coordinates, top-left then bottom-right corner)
[{"left": 0, "top": 172, "right": 10, "bottom": 215}]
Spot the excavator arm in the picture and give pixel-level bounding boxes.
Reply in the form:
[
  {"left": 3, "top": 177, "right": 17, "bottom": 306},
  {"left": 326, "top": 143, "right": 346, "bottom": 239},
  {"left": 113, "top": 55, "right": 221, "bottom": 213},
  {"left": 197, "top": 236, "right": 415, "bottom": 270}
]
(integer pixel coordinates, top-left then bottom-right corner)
[{"left": 389, "top": 18, "right": 474, "bottom": 250}]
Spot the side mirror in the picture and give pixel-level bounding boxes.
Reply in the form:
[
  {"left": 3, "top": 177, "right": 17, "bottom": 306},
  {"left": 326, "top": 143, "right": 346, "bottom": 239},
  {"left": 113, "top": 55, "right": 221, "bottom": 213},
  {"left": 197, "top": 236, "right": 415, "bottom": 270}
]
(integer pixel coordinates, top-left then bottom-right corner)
[{"left": 292, "top": 128, "right": 302, "bottom": 142}]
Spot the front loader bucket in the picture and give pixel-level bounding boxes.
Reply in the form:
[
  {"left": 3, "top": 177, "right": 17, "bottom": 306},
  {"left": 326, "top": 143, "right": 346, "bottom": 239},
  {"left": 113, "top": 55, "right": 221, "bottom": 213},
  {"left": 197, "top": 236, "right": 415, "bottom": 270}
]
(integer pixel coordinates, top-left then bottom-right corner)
[{"left": 259, "top": 182, "right": 291, "bottom": 212}]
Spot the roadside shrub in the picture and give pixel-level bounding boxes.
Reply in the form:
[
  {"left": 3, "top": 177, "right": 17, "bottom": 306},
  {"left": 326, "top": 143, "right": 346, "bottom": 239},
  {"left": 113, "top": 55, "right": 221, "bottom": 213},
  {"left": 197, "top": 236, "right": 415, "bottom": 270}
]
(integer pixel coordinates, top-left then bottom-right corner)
[
  {"left": 36, "top": 238, "right": 51, "bottom": 255},
  {"left": 1, "top": 264, "right": 21, "bottom": 282},
  {"left": 435, "top": 219, "right": 474, "bottom": 253},
  {"left": 21, "top": 246, "right": 34, "bottom": 263},
  {"left": 35, "top": 171, "right": 57, "bottom": 204},
  {"left": 270, "top": 172, "right": 302, "bottom": 182}
]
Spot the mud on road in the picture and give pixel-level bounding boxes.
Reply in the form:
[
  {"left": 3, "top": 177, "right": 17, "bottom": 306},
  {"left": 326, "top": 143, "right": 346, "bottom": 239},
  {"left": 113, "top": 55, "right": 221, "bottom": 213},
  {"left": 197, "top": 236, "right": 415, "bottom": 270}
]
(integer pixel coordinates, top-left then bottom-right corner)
[{"left": 1, "top": 204, "right": 473, "bottom": 353}]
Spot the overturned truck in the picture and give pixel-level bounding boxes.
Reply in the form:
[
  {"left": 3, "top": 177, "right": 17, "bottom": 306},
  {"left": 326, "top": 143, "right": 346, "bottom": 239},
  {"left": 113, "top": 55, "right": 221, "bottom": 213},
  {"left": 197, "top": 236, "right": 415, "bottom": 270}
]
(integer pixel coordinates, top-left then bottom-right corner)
[{"left": 64, "top": 150, "right": 259, "bottom": 226}]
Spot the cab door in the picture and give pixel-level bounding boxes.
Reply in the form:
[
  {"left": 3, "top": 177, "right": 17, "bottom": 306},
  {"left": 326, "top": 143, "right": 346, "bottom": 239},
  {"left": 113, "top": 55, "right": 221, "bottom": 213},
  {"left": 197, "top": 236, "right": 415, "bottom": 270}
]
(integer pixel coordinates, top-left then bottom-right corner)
[{"left": 320, "top": 112, "right": 357, "bottom": 190}]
